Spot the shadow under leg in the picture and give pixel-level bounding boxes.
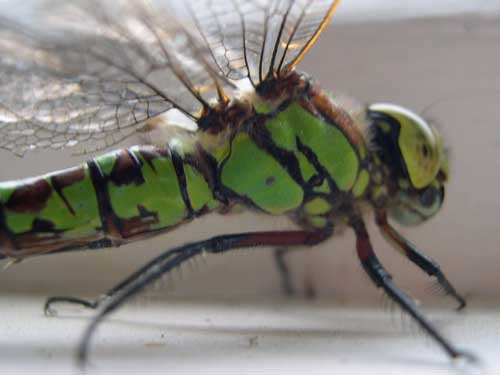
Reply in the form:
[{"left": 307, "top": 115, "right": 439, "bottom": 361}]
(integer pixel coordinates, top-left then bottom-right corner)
[{"left": 273, "top": 247, "right": 297, "bottom": 296}]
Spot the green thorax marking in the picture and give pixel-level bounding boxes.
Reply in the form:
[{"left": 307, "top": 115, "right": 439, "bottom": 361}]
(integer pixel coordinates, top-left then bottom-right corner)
[
  {"left": 221, "top": 132, "right": 304, "bottom": 214},
  {"left": 218, "top": 96, "right": 370, "bottom": 219},
  {"left": 266, "top": 102, "right": 360, "bottom": 191}
]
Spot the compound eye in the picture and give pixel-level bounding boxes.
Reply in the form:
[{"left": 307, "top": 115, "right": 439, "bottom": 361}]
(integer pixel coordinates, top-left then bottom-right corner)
[
  {"left": 409, "top": 132, "right": 440, "bottom": 188},
  {"left": 419, "top": 185, "right": 439, "bottom": 207},
  {"left": 370, "top": 103, "right": 441, "bottom": 189}
]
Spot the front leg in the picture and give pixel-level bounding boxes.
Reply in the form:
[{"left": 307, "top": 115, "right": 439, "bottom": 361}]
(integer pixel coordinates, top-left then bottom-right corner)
[
  {"left": 376, "top": 211, "right": 466, "bottom": 310},
  {"left": 350, "top": 214, "right": 474, "bottom": 361}
]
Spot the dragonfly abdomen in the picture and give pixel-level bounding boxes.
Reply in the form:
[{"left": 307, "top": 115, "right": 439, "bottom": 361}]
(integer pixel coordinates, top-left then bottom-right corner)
[
  {"left": 0, "top": 146, "right": 219, "bottom": 259},
  {"left": 89, "top": 146, "right": 219, "bottom": 240}
]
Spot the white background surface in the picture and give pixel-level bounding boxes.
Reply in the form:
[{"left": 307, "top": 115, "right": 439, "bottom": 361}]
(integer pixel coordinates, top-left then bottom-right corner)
[
  {"left": 1, "top": 295, "right": 498, "bottom": 375},
  {"left": 1, "top": 1, "right": 500, "bottom": 374}
]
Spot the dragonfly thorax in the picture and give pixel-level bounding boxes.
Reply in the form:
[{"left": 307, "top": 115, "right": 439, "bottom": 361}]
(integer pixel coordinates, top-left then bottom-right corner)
[{"left": 207, "top": 77, "right": 373, "bottom": 230}]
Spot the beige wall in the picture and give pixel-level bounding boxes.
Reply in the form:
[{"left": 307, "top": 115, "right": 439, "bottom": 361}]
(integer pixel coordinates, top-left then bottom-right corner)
[{"left": 1, "top": 14, "right": 499, "bottom": 305}]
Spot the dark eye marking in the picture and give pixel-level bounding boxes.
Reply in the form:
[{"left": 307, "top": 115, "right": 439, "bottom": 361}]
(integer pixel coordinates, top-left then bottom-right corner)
[
  {"left": 419, "top": 185, "right": 438, "bottom": 207},
  {"left": 422, "top": 144, "right": 430, "bottom": 158}
]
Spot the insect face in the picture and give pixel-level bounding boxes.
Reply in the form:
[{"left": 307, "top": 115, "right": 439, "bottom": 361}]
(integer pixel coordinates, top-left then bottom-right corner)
[{"left": 369, "top": 103, "right": 448, "bottom": 225}]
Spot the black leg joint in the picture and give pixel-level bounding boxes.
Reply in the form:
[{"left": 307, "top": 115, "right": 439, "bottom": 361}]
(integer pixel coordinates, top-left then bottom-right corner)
[
  {"left": 407, "top": 249, "right": 440, "bottom": 276},
  {"left": 362, "top": 255, "right": 392, "bottom": 287}
]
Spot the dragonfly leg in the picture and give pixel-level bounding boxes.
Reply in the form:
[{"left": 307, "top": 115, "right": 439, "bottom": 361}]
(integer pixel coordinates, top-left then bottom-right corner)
[
  {"left": 44, "top": 242, "right": 190, "bottom": 316},
  {"left": 351, "top": 215, "right": 475, "bottom": 362},
  {"left": 46, "top": 243, "right": 313, "bottom": 316},
  {"left": 77, "top": 228, "right": 330, "bottom": 367},
  {"left": 44, "top": 296, "right": 101, "bottom": 316},
  {"left": 375, "top": 211, "right": 466, "bottom": 310}
]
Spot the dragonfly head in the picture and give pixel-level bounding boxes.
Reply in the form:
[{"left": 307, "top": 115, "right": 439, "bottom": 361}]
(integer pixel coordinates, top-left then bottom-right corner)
[{"left": 368, "top": 103, "right": 449, "bottom": 225}]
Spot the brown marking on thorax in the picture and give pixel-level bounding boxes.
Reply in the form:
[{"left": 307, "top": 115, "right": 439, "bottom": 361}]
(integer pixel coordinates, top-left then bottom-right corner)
[
  {"left": 5, "top": 179, "right": 52, "bottom": 213},
  {"left": 118, "top": 206, "right": 160, "bottom": 238},
  {"left": 0, "top": 204, "right": 17, "bottom": 257},
  {"left": 308, "top": 84, "right": 367, "bottom": 154},
  {"left": 51, "top": 166, "right": 85, "bottom": 216},
  {"left": 95, "top": 150, "right": 147, "bottom": 240},
  {"left": 2, "top": 233, "right": 108, "bottom": 259},
  {"left": 110, "top": 149, "right": 145, "bottom": 186},
  {"left": 138, "top": 146, "right": 170, "bottom": 173},
  {"left": 198, "top": 101, "right": 253, "bottom": 135},
  {"left": 256, "top": 70, "right": 309, "bottom": 102},
  {"left": 198, "top": 72, "right": 311, "bottom": 137},
  {"left": 51, "top": 166, "right": 85, "bottom": 189},
  {"left": 102, "top": 147, "right": 179, "bottom": 239}
]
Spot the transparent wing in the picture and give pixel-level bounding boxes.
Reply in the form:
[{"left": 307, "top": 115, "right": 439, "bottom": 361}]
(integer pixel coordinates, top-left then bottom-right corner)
[
  {"left": 187, "top": 0, "right": 339, "bottom": 87},
  {"left": 0, "top": 0, "right": 233, "bottom": 155}
]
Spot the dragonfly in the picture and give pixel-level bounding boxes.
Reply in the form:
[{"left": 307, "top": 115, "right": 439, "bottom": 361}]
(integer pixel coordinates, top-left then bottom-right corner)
[{"left": 0, "top": 0, "right": 474, "bottom": 365}]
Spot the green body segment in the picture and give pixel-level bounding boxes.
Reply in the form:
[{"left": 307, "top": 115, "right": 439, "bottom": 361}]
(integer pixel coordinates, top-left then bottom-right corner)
[
  {"left": 0, "top": 166, "right": 101, "bottom": 239},
  {"left": 0, "top": 91, "right": 370, "bottom": 256},
  {"left": 184, "top": 164, "right": 220, "bottom": 211},
  {"left": 95, "top": 149, "right": 188, "bottom": 231},
  {"left": 0, "top": 146, "right": 218, "bottom": 256},
  {"left": 221, "top": 133, "right": 304, "bottom": 214},
  {"left": 266, "top": 103, "right": 360, "bottom": 191}
]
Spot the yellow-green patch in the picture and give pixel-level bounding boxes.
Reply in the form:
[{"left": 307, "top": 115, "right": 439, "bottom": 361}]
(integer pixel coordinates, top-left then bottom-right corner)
[
  {"left": 308, "top": 216, "right": 328, "bottom": 228},
  {"left": 184, "top": 164, "right": 219, "bottom": 211},
  {"left": 266, "top": 102, "right": 359, "bottom": 191},
  {"left": 103, "top": 152, "right": 187, "bottom": 229},
  {"left": 372, "top": 185, "right": 388, "bottom": 201},
  {"left": 253, "top": 100, "right": 273, "bottom": 114},
  {"left": 379, "top": 121, "right": 391, "bottom": 133},
  {"left": 296, "top": 153, "right": 316, "bottom": 181},
  {"left": 0, "top": 182, "right": 16, "bottom": 205},
  {"left": 221, "top": 133, "right": 304, "bottom": 214},
  {"left": 96, "top": 152, "right": 117, "bottom": 176},
  {"left": 211, "top": 141, "right": 231, "bottom": 164},
  {"left": 358, "top": 143, "right": 367, "bottom": 159},
  {"left": 304, "top": 197, "right": 331, "bottom": 215},
  {"left": 4, "top": 166, "right": 100, "bottom": 238},
  {"left": 352, "top": 169, "right": 370, "bottom": 198},
  {"left": 313, "top": 180, "right": 330, "bottom": 194}
]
